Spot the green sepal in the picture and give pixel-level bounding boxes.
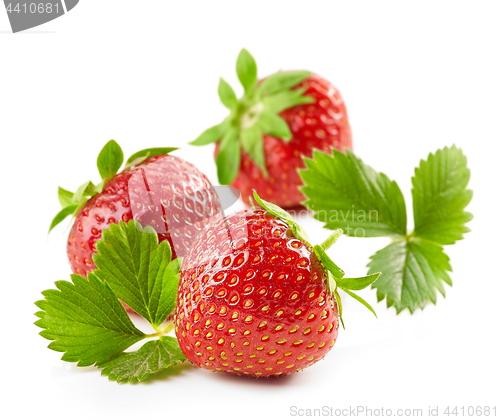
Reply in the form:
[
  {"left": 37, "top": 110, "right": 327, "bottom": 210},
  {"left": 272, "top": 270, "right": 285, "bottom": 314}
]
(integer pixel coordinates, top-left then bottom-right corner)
[
  {"left": 262, "top": 86, "right": 314, "bottom": 114},
  {"left": 218, "top": 78, "right": 239, "bottom": 110},
  {"left": 97, "top": 140, "right": 124, "bottom": 181},
  {"left": 241, "top": 126, "right": 268, "bottom": 177},
  {"left": 216, "top": 128, "right": 241, "bottom": 185},
  {"left": 335, "top": 273, "right": 381, "bottom": 291},
  {"left": 58, "top": 187, "right": 75, "bottom": 208},
  {"left": 236, "top": 48, "right": 258, "bottom": 92},
  {"left": 256, "top": 112, "right": 292, "bottom": 141},
  {"left": 339, "top": 288, "right": 377, "bottom": 318},
  {"left": 73, "top": 180, "right": 97, "bottom": 203},
  {"left": 190, "top": 122, "right": 226, "bottom": 146},
  {"left": 314, "top": 245, "right": 345, "bottom": 279},
  {"left": 258, "top": 70, "right": 312, "bottom": 95},
  {"left": 333, "top": 289, "right": 345, "bottom": 329},
  {"left": 125, "top": 147, "right": 178, "bottom": 167},
  {"left": 48, "top": 204, "right": 79, "bottom": 233}
]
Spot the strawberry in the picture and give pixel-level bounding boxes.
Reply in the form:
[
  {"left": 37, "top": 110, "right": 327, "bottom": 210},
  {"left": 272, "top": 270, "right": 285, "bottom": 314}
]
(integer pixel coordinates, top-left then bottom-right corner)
[
  {"left": 191, "top": 49, "right": 352, "bottom": 208},
  {"left": 50, "top": 140, "right": 222, "bottom": 278},
  {"left": 175, "top": 192, "right": 379, "bottom": 377}
]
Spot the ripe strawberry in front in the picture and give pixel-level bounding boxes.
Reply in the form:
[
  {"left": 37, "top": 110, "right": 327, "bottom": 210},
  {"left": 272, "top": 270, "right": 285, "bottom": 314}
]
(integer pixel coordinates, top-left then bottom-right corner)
[{"left": 175, "top": 192, "right": 380, "bottom": 377}]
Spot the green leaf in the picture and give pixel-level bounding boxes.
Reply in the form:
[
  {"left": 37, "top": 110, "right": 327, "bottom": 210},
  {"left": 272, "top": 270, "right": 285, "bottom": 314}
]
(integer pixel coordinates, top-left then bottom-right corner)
[
  {"left": 412, "top": 145, "right": 473, "bottom": 245},
  {"left": 97, "top": 140, "right": 124, "bottom": 180},
  {"left": 236, "top": 49, "right": 258, "bottom": 93},
  {"left": 252, "top": 190, "right": 294, "bottom": 223},
  {"left": 241, "top": 126, "right": 268, "bottom": 176},
  {"left": 48, "top": 204, "right": 78, "bottom": 233},
  {"left": 156, "top": 259, "right": 182, "bottom": 326},
  {"left": 35, "top": 273, "right": 145, "bottom": 367},
  {"left": 368, "top": 238, "right": 452, "bottom": 314},
  {"left": 125, "top": 147, "right": 178, "bottom": 166},
  {"left": 190, "top": 123, "right": 225, "bottom": 146},
  {"left": 300, "top": 149, "right": 408, "bottom": 237},
  {"left": 58, "top": 187, "right": 75, "bottom": 208},
  {"left": 92, "top": 221, "right": 179, "bottom": 328},
  {"left": 98, "top": 336, "right": 186, "bottom": 383},
  {"left": 333, "top": 289, "right": 345, "bottom": 329},
  {"left": 257, "top": 112, "right": 292, "bottom": 141},
  {"left": 339, "top": 288, "right": 377, "bottom": 318},
  {"left": 73, "top": 180, "right": 97, "bottom": 203},
  {"left": 336, "top": 273, "right": 381, "bottom": 291},
  {"left": 216, "top": 128, "right": 241, "bottom": 185},
  {"left": 263, "top": 86, "right": 314, "bottom": 114},
  {"left": 218, "top": 78, "right": 239, "bottom": 110},
  {"left": 259, "top": 70, "right": 312, "bottom": 95}
]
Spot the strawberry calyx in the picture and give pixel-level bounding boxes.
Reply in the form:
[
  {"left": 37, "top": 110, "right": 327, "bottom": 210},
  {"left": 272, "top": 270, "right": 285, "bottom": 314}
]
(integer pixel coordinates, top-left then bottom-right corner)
[
  {"left": 190, "top": 49, "right": 314, "bottom": 185},
  {"left": 48, "top": 140, "right": 178, "bottom": 233},
  {"left": 253, "top": 191, "right": 381, "bottom": 328}
]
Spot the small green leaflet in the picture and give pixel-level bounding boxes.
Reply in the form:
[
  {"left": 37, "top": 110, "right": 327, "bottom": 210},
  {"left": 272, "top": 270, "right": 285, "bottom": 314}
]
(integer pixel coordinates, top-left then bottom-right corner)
[
  {"left": 93, "top": 221, "right": 181, "bottom": 329},
  {"left": 35, "top": 273, "right": 145, "bottom": 367},
  {"left": 412, "top": 146, "right": 473, "bottom": 245},
  {"left": 236, "top": 48, "right": 257, "bottom": 92},
  {"left": 218, "top": 77, "right": 239, "bottom": 110},
  {"left": 216, "top": 128, "right": 241, "bottom": 185},
  {"left": 125, "top": 147, "right": 179, "bottom": 167},
  {"left": 368, "top": 238, "right": 452, "bottom": 314},
  {"left": 300, "top": 149, "right": 407, "bottom": 238},
  {"left": 99, "top": 337, "right": 187, "bottom": 383},
  {"left": 96, "top": 139, "right": 124, "bottom": 181},
  {"left": 301, "top": 145, "right": 472, "bottom": 314}
]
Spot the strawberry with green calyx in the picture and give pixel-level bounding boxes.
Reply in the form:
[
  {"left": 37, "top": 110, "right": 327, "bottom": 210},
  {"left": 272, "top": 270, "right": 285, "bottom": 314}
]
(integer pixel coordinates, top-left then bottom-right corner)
[
  {"left": 50, "top": 140, "right": 222, "bottom": 278},
  {"left": 175, "top": 192, "right": 380, "bottom": 377},
  {"left": 191, "top": 49, "right": 352, "bottom": 208}
]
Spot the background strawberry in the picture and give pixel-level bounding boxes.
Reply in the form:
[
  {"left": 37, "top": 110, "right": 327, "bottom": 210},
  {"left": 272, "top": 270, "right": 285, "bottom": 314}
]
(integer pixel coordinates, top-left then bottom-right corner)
[
  {"left": 175, "top": 192, "right": 379, "bottom": 377},
  {"left": 50, "top": 140, "right": 222, "bottom": 278},
  {"left": 192, "top": 49, "right": 352, "bottom": 208}
]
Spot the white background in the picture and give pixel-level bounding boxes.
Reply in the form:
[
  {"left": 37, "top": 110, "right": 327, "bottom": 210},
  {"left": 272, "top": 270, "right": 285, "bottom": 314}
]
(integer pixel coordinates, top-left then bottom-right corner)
[{"left": 1, "top": 1, "right": 499, "bottom": 419}]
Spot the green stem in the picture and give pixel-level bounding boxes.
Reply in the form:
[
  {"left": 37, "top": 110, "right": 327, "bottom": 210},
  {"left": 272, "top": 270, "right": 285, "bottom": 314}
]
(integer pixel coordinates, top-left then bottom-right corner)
[
  {"left": 145, "top": 322, "right": 174, "bottom": 338},
  {"left": 320, "top": 229, "right": 343, "bottom": 250}
]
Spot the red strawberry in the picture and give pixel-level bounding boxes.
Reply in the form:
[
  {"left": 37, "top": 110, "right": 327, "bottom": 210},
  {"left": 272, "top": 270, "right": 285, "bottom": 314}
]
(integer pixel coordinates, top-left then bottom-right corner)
[
  {"left": 192, "top": 49, "right": 352, "bottom": 208},
  {"left": 175, "top": 192, "right": 379, "bottom": 377},
  {"left": 50, "top": 141, "right": 222, "bottom": 278}
]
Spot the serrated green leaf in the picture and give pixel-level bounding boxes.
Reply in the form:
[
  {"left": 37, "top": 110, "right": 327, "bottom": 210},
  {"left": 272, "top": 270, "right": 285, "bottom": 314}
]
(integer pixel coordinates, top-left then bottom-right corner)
[
  {"left": 98, "top": 336, "right": 186, "bottom": 383},
  {"left": 216, "top": 128, "right": 240, "bottom": 185},
  {"left": 125, "top": 147, "right": 178, "bottom": 166},
  {"left": 190, "top": 123, "right": 226, "bottom": 146},
  {"left": 35, "top": 273, "right": 145, "bottom": 366},
  {"left": 218, "top": 78, "right": 239, "bottom": 110},
  {"left": 336, "top": 272, "right": 381, "bottom": 291},
  {"left": 58, "top": 187, "right": 75, "bottom": 208},
  {"left": 301, "top": 149, "right": 407, "bottom": 237},
  {"left": 256, "top": 112, "right": 292, "bottom": 141},
  {"left": 97, "top": 140, "right": 124, "bottom": 180},
  {"left": 412, "top": 145, "right": 473, "bottom": 245},
  {"left": 368, "top": 238, "right": 452, "bottom": 314},
  {"left": 262, "top": 86, "right": 314, "bottom": 114},
  {"left": 48, "top": 204, "right": 79, "bottom": 233},
  {"left": 241, "top": 126, "right": 268, "bottom": 176},
  {"left": 92, "top": 221, "right": 179, "bottom": 328},
  {"left": 259, "top": 70, "right": 312, "bottom": 95},
  {"left": 236, "top": 49, "right": 258, "bottom": 93}
]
